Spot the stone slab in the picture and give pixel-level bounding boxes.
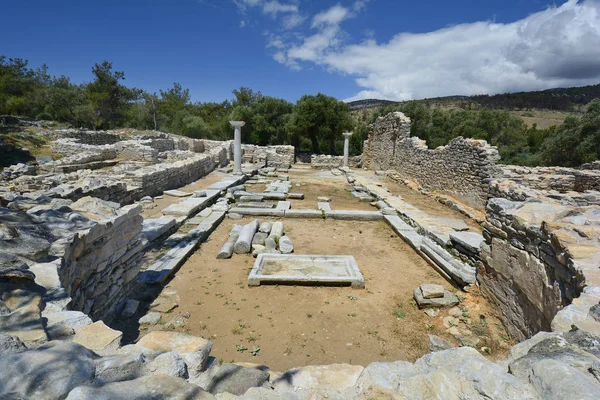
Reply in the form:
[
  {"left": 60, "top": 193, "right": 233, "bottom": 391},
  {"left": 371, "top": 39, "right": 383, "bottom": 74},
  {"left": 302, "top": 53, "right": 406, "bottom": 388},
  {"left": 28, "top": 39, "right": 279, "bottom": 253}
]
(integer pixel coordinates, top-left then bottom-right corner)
[
  {"left": 161, "top": 190, "right": 220, "bottom": 217},
  {"left": 329, "top": 210, "right": 383, "bottom": 221},
  {"left": 284, "top": 209, "right": 324, "bottom": 219},
  {"left": 276, "top": 201, "right": 291, "bottom": 210},
  {"left": 73, "top": 321, "right": 122, "bottom": 355},
  {"left": 413, "top": 288, "right": 459, "bottom": 309},
  {"left": 141, "top": 217, "right": 176, "bottom": 242},
  {"left": 138, "top": 212, "right": 225, "bottom": 284},
  {"left": 318, "top": 202, "right": 332, "bottom": 211},
  {"left": 249, "top": 254, "right": 365, "bottom": 288},
  {"left": 229, "top": 208, "right": 285, "bottom": 217},
  {"left": 163, "top": 190, "right": 192, "bottom": 198},
  {"left": 450, "top": 231, "right": 484, "bottom": 254}
]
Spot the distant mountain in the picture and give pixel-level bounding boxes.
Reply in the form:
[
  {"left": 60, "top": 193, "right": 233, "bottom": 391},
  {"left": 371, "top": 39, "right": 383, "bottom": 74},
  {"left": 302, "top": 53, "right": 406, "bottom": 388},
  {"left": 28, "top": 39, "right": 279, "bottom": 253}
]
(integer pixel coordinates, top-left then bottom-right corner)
[{"left": 346, "top": 83, "right": 600, "bottom": 111}]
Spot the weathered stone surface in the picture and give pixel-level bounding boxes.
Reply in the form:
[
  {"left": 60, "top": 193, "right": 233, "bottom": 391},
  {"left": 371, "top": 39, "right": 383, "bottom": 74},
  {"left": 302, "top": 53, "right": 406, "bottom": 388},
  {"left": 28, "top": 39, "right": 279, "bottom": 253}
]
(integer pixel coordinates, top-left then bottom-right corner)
[
  {"left": 65, "top": 375, "right": 214, "bottom": 400},
  {"left": 273, "top": 364, "right": 364, "bottom": 393},
  {"left": 197, "top": 363, "right": 270, "bottom": 395},
  {"left": 234, "top": 219, "right": 259, "bottom": 254},
  {"left": 139, "top": 312, "right": 162, "bottom": 325},
  {"left": 164, "top": 189, "right": 193, "bottom": 197},
  {"left": 141, "top": 217, "right": 176, "bottom": 242},
  {"left": 279, "top": 235, "right": 294, "bottom": 254},
  {"left": 218, "top": 224, "right": 243, "bottom": 259},
  {"left": 0, "top": 300, "right": 47, "bottom": 345},
  {"left": 413, "top": 287, "right": 459, "bottom": 308},
  {"left": 528, "top": 359, "right": 600, "bottom": 400},
  {"left": 45, "top": 310, "right": 93, "bottom": 339},
  {"left": 73, "top": 321, "right": 123, "bottom": 355},
  {"left": 276, "top": 201, "right": 291, "bottom": 210},
  {"left": 136, "top": 331, "right": 213, "bottom": 374},
  {"left": 252, "top": 231, "right": 268, "bottom": 246},
  {"left": 356, "top": 361, "right": 416, "bottom": 392},
  {"left": 0, "top": 341, "right": 98, "bottom": 400},
  {"left": 269, "top": 221, "right": 284, "bottom": 240},
  {"left": 420, "top": 237, "right": 476, "bottom": 286},
  {"left": 94, "top": 353, "right": 146, "bottom": 384},
  {"left": 0, "top": 333, "right": 27, "bottom": 354},
  {"left": 419, "top": 283, "right": 445, "bottom": 299},
  {"left": 121, "top": 299, "right": 140, "bottom": 318},
  {"left": 450, "top": 231, "right": 484, "bottom": 254},
  {"left": 148, "top": 351, "right": 188, "bottom": 379},
  {"left": 317, "top": 202, "right": 332, "bottom": 211},
  {"left": 428, "top": 334, "right": 453, "bottom": 352},
  {"left": 258, "top": 222, "right": 272, "bottom": 234}
]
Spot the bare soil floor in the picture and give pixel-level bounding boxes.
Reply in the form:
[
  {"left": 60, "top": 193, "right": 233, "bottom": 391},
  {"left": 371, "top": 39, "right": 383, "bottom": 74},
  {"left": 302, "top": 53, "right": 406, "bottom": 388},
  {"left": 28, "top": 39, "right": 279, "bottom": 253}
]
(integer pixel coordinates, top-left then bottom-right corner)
[
  {"left": 125, "top": 167, "right": 511, "bottom": 371},
  {"left": 138, "top": 217, "right": 510, "bottom": 371},
  {"left": 283, "top": 168, "right": 373, "bottom": 211}
]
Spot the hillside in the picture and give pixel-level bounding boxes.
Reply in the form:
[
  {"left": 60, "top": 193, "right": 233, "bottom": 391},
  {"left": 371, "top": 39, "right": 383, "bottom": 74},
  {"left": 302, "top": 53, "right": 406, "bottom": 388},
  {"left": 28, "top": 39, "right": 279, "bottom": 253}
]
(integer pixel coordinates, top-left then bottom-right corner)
[{"left": 347, "top": 83, "right": 600, "bottom": 112}]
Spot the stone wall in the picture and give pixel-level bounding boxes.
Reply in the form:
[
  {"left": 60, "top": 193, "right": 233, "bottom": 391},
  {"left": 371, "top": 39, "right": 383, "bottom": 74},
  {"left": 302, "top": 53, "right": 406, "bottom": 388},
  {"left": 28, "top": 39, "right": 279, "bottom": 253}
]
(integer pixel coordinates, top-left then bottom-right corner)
[
  {"left": 502, "top": 165, "right": 600, "bottom": 193},
  {"left": 310, "top": 154, "right": 362, "bottom": 169},
  {"left": 122, "top": 144, "right": 231, "bottom": 199},
  {"left": 363, "top": 112, "right": 502, "bottom": 208},
  {"left": 478, "top": 179, "right": 600, "bottom": 341},
  {"left": 242, "top": 144, "right": 295, "bottom": 168},
  {"left": 58, "top": 199, "right": 147, "bottom": 321}
]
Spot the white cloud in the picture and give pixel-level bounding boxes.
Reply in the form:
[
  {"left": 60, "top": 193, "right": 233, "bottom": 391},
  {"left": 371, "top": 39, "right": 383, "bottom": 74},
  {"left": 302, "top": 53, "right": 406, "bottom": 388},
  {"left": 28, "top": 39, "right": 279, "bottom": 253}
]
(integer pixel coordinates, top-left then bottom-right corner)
[
  {"left": 312, "top": 4, "right": 351, "bottom": 27},
  {"left": 263, "top": 1, "right": 298, "bottom": 16},
  {"left": 282, "top": 13, "right": 306, "bottom": 29},
  {"left": 232, "top": 0, "right": 304, "bottom": 30},
  {"left": 275, "top": 0, "right": 600, "bottom": 101}
]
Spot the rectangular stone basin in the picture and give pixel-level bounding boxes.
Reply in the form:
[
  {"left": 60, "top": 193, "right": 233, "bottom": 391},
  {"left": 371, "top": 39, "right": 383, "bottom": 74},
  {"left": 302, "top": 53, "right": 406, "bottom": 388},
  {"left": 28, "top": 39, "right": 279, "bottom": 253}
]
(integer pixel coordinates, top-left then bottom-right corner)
[{"left": 248, "top": 254, "right": 365, "bottom": 288}]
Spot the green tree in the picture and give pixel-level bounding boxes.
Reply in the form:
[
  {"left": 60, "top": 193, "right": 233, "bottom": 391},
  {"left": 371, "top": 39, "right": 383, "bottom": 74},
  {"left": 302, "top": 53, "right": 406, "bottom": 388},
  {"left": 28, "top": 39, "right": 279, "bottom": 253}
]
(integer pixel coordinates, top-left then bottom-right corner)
[
  {"left": 290, "top": 93, "right": 353, "bottom": 154},
  {"left": 86, "top": 61, "right": 136, "bottom": 129}
]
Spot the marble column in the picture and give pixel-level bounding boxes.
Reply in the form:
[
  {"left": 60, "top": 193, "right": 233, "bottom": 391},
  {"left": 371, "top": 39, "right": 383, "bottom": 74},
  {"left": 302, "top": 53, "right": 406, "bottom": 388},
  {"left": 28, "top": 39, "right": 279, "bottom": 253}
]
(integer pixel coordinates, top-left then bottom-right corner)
[
  {"left": 230, "top": 121, "right": 245, "bottom": 175},
  {"left": 342, "top": 132, "right": 353, "bottom": 167}
]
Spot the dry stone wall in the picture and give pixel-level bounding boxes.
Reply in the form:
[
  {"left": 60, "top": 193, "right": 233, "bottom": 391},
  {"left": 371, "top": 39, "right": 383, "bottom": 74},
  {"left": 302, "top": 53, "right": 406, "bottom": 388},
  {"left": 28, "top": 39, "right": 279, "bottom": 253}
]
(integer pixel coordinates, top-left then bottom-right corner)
[
  {"left": 242, "top": 144, "right": 295, "bottom": 168},
  {"left": 310, "top": 154, "right": 362, "bottom": 169},
  {"left": 58, "top": 199, "right": 147, "bottom": 321},
  {"left": 502, "top": 165, "right": 600, "bottom": 193},
  {"left": 364, "top": 112, "right": 502, "bottom": 207},
  {"left": 479, "top": 179, "right": 600, "bottom": 341}
]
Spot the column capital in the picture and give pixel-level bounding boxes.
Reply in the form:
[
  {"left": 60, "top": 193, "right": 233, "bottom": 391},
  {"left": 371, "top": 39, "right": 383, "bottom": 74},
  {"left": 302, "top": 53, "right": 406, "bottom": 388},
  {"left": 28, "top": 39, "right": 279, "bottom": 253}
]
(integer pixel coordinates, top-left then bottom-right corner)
[
  {"left": 342, "top": 131, "right": 353, "bottom": 138},
  {"left": 230, "top": 121, "right": 246, "bottom": 128}
]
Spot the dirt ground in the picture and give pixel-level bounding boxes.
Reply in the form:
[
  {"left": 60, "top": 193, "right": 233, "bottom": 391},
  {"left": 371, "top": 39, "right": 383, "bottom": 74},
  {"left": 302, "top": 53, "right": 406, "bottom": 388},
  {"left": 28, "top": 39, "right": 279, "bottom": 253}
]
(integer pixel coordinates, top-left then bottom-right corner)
[
  {"left": 283, "top": 168, "right": 373, "bottom": 211},
  {"left": 137, "top": 217, "right": 510, "bottom": 371},
  {"left": 379, "top": 176, "right": 483, "bottom": 233}
]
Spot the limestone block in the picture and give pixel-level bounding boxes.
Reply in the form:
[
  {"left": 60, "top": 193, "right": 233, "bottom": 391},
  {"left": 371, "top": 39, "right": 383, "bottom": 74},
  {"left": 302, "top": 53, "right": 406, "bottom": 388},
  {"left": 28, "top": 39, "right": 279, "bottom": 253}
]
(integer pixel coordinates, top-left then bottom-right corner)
[
  {"left": 65, "top": 375, "right": 214, "bottom": 400},
  {"left": 73, "top": 321, "right": 123, "bottom": 355},
  {"left": 419, "top": 284, "right": 445, "bottom": 299},
  {"left": 0, "top": 341, "right": 97, "bottom": 400},
  {"left": 413, "top": 287, "right": 459, "bottom": 308},
  {"left": 273, "top": 364, "right": 364, "bottom": 393},
  {"left": 135, "top": 331, "right": 213, "bottom": 374}
]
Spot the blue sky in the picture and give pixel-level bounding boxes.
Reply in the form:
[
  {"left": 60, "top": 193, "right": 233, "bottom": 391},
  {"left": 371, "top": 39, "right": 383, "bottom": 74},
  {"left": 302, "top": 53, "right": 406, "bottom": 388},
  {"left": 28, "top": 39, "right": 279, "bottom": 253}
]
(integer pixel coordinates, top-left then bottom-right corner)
[{"left": 2, "top": 0, "right": 599, "bottom": 103}]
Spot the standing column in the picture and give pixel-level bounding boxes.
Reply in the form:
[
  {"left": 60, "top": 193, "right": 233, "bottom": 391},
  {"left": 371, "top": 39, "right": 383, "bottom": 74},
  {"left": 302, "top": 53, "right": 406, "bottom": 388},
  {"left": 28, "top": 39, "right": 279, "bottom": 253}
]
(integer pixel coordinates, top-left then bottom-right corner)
[
  {"left": 342, "top": 132, "right": 353, "bottom": 167},
  {"left": 230, "top": 121, "right": 245, "bottom": 175}
]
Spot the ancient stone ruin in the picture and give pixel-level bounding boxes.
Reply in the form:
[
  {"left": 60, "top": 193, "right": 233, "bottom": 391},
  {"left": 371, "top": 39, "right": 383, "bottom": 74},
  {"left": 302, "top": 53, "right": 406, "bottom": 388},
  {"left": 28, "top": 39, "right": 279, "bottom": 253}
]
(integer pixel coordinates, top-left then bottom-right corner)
[{"left": 1, "top": 114, "right": 600, "bottom": 399}]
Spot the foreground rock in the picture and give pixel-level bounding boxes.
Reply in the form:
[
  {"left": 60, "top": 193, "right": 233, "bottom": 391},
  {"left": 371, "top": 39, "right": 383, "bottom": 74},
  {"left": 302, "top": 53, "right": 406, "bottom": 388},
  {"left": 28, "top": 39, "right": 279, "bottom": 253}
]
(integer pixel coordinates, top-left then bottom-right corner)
[{"left": 65, "top": 375, "right": 214, "bottom": 400}]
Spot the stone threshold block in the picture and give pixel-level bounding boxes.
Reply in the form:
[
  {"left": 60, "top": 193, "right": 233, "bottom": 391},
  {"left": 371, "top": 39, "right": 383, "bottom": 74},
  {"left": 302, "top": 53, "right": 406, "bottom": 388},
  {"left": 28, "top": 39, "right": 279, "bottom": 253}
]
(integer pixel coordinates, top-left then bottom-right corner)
[
  {"left": 328, "top": 210, "right": 383, "bottom": 221},
  {"left": 138, "top": 211, "right": 225, "bottom": 284},
  {"left": 163, "top": 190, "right": 192, "bottom": 198},
  {"left": 276, "top": 201, "right": 291, "bottom": 210},
  {"left": 161, "top": 189, "right": 220, "bottom": 217},
  {"left": 318, "top": 202, "right": 332, "bottom": 211},
  {"left": 248, "top": 254, "right": 365, "bottom": 288},
  {"left": 229, "top": 208, "right": 285, "bottom": 217}
]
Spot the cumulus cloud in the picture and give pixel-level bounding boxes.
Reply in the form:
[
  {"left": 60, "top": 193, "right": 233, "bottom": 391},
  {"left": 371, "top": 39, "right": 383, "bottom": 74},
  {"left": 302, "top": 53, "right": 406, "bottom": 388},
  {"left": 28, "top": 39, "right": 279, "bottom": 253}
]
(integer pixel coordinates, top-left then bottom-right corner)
[
  {"left": 233, "top": 0, "right": 305, "bottom": 30},
  {"left": 270, "top": 0, "right": 600, "bottom": 101}
]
